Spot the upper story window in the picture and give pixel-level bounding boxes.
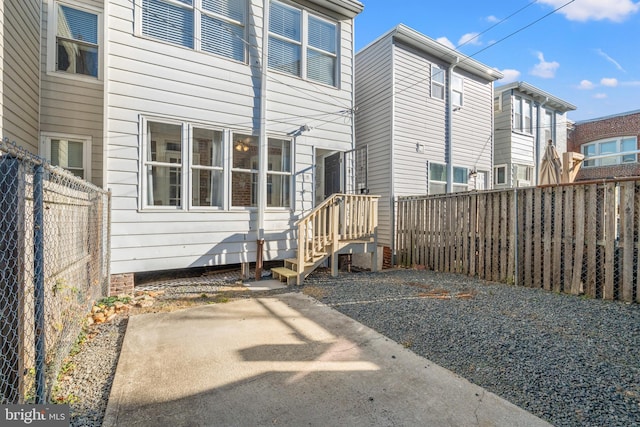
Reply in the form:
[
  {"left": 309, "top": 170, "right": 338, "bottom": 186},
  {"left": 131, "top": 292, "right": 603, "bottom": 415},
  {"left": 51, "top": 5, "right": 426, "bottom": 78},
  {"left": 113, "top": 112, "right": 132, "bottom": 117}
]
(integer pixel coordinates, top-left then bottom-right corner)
[
  {"left": 268, "top": 1, "right": 338, "bottom": 87},
  {"left": 53, "top": 2, "right": 100, "bottom": 78},
  {"left": 452, "top": 75, "right": 463, "bottom": 107},
  {"left": 543, "top": 110, "right": 554, "bottom": 144},
  {"left": 431, "top": 65, "right": 445, "bottom": 100},
  {"left": 513, "top": 96, "right": 532, "bottom": 134},
  {"left": 141, "top": 0, "right": 247, "bottom": 62},
  {"left": 582, "top": 136, "right": 638, "bottom": 167}
]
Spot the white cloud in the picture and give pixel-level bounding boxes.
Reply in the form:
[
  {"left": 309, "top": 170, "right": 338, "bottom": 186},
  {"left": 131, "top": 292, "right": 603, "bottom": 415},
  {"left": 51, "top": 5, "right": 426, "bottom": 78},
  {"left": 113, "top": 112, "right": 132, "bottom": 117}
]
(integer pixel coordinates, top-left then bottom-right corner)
[
  {"left": 537, "top": 0, "right": 640, "bottom": 22},
  {"left": 530, "top": 52, "right": 560, "bottom": 79},
  {"left": 578, "top": 80, "right": 595, "bottom": 90},
  {"left": 487, "top": 15, "right": 500, "bottom": 23},
  {"left": 436, "top": 37, "right": 455, "bottom": 50},
  {"left": 497, "top": 69, "right": 521, "bottom": 84},
  {"left": 621, "top": 80, "right": 640, "bottom": 86},
  {"left": 601, "top": 77, "right": 619, "bottom": 87},
  {"left": 596, "top": 49, "right": 626, "bottom": 72},
  {"left": 458, "top": 32, "right": 482, "bottom": 47},
  {"left": 594, "top": 93, "right": 608, "bottom": 99}
]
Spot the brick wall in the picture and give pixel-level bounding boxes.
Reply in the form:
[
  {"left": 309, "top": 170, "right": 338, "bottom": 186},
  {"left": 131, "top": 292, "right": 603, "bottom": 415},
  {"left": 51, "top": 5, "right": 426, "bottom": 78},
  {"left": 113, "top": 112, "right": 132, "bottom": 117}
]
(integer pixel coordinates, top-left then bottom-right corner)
[
  {"left": 568, "top": 111, "right": 640, "bottom": 181},
  {"left": 110, "top": 273, "right": 134, "bottom": 296}
]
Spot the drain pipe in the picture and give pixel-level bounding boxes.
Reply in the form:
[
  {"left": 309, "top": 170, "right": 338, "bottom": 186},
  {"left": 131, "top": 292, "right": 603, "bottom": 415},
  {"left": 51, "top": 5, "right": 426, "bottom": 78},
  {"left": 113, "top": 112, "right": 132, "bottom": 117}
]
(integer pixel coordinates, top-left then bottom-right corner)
[
  {"left": 255, "top": 0, "right": 270, "bottom": 279},
  {"left": 446, "top": 57, "right": 459, "bottom": 193}
]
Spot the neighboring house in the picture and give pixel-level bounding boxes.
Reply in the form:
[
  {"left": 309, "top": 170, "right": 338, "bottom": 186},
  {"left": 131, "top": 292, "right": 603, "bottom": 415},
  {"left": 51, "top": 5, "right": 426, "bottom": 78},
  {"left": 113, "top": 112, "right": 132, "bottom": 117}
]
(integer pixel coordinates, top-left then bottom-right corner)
[
  {"left": 567, "top": 110, "right": 640, "bottom": 181},
  {"left": 493, "top": 81, "right": 576, "bottom": 188},
  {"left": 0, "top": 0, "right": 41, "bottom": 153},
  {"left": 37, "top": 0, "right": 366, "bottom": 289},
  {"left": 354, "top": 24, "right": 503, "bottom": 264}
]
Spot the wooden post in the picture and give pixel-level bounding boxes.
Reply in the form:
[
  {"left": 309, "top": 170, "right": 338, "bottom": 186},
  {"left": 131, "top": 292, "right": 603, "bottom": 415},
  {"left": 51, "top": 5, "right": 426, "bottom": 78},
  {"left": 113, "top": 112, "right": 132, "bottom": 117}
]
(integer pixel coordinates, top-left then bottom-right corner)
[
  {"left": 553, "top": 187, "right": 563, "bottom": 292},
  {"left": 543, "top": 188, "right": 552, "bottom": 291},
  {"left": 585, "top": 185, "right": 597, "bottom": 298},
  {"left": 563, "top": 187, "right": 574, "bottom": 294},
  {"left": 571, "top": 187, "right": 585, "bottom": 295},
  {"left": 620, "top": 182, "right": 634, "bottom": 301},
  {"left": 604, "top": 183, "right": 616, "bottom": 300}
]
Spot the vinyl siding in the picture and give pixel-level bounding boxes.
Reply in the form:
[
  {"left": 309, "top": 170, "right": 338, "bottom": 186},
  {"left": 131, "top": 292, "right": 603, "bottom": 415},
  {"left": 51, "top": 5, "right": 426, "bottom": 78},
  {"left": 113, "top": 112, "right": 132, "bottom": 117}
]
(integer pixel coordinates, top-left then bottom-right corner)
[
  {"left": 1, "top": 0, "right": 40, "bottom": 151},
  {"left": 493, "top": 91, "right": 512, "bottom": 169},
  {"left": 450, "top": 68, "right": 494, "bottom": 188},
  {"left": 40, "top": 0, "right": 104, "bottom": 187},
  {"left": 107, "top": 0, "right": 357, "bottom": 274},
  {"left": 392, "top": 43, "right": 443, "bottom": 199},
  {"left": 355, "top": 35, "right": 394, "bottom": 247}
]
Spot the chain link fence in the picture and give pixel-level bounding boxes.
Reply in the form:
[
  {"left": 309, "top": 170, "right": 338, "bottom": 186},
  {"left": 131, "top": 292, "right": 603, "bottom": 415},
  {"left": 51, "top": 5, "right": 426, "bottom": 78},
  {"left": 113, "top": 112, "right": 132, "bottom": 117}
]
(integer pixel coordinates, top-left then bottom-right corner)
[
  {"left": 396, "top": 181, "right": 640, "bottom": 304},
  {"left": 1, "top": 138, "right": 110, "bottom": 404}
]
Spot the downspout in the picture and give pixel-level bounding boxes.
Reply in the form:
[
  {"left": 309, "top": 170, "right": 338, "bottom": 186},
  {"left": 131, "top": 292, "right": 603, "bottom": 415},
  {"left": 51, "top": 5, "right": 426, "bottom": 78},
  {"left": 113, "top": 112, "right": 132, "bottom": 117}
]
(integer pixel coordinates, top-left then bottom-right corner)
[
  {"left": 256, "top": 0, "right": 270, "bottom": 279},
  {"left": 446, "top": 57, "right": 460, "bottom": 193},
  {"left": 535, "top": 97, "right": 549, "bottom": 185}
]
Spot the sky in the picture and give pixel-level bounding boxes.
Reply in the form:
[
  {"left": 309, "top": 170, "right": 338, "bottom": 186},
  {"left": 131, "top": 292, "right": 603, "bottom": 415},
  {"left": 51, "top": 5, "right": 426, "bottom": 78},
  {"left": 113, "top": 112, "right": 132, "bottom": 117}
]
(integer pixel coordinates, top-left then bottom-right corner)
[{"left": 353, "top": 0, "right": 640, "bottom": 122}]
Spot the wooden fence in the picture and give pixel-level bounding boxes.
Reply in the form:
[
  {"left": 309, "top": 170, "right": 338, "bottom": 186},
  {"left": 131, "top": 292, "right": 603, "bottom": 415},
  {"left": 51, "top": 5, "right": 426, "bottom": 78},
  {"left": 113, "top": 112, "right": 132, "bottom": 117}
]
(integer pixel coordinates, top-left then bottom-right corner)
[{"left": 396, "top": 179, "right": 640, "bottom": 303}]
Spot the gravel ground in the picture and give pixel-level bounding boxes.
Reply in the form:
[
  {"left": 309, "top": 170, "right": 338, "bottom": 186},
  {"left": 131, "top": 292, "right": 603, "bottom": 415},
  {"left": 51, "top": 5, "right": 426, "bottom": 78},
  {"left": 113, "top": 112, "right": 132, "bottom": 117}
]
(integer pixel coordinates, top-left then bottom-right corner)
[{"left": 57, "top": 268, "right": 640, "bottom": 427}]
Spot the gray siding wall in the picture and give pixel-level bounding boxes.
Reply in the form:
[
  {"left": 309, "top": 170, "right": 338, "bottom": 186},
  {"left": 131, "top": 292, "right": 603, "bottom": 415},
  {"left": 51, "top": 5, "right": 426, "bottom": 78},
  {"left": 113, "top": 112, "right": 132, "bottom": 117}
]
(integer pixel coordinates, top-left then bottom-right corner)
[
  {"left": 354, "top": 35, "right": 394, "bottom": 247},
  {"left": 107, "top": 0, "right": 356, "bottom": 274},
  {"left": 1, "top": 0, "right": 40, "bottom": 151},
  {"left": 40, "top": 0, "right": 104, "bottom": 187},
  {"left": 493, "top": 90, "right": 512, "bottom": 187},
  {"left": 451, "top": 68, "right": 494, "bottom": 188},
  {"left": 392, "top": 43, "right": 444, "bottom": 198}
]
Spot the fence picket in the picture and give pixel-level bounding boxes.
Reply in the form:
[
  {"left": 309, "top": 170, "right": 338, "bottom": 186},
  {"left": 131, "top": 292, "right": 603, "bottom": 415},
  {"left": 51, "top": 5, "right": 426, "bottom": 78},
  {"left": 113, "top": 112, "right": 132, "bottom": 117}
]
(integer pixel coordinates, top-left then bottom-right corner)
[
  {"left": 585, "top": 185, "right": 598, "bottom": 298},
  {"left": 564, "top": 187, "right": 574, "bottom": 293},
  {"left": 553, "top": 188, "right": 563, "bottom": 292},
  {"left": 604, "top": 183, "right": 616, "bottom": 300},
  {"left": 621, "top": 182, "right": 634, "bottom": 301}
]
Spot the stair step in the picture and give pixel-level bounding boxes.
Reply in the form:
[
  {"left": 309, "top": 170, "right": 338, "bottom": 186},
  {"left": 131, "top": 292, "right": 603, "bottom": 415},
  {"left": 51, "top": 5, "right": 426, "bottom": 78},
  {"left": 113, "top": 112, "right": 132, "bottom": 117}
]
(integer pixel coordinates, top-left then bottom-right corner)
[{"left": 271, "top": 267, "right": 298, "bottom": 286}]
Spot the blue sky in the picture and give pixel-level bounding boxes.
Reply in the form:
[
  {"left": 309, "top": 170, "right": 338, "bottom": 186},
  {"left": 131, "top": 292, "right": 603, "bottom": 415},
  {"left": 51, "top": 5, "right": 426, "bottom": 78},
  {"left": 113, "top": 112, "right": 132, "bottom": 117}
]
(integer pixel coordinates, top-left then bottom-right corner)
[{"left": 354, "top": 0, "right": 640, "bottom": 122}]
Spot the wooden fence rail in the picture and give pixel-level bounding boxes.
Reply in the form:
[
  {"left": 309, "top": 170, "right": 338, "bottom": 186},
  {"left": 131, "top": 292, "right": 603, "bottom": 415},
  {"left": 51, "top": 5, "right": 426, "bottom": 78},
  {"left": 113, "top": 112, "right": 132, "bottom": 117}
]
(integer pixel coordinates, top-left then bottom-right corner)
[{"left": 396, "top": 180, "right": 640, "bottom": 303}]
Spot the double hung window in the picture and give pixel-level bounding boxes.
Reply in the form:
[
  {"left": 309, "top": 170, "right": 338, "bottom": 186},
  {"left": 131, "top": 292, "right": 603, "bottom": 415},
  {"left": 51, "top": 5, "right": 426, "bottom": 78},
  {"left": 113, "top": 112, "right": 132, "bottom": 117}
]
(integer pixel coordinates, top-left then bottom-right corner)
[
  {"left": 42, "top": 134, "right": 92, "bottom": 179},
  {"left": 141, "top": 0, "right": 247, "bottom": 62},
  {"left": 431, "top": 65, "right": 445, "bottom": 100},
  {"left": 452, "top": 75, "right": 463, "bottom": 107},
  {"left": 268, "top": 1, "right": 338, "bottom": 86},
  {"left": 53, "top": 2, "right": 100, "bottom": 78},
  {"left": 513, "top": 96, "right": 532, "bottom": 134}
]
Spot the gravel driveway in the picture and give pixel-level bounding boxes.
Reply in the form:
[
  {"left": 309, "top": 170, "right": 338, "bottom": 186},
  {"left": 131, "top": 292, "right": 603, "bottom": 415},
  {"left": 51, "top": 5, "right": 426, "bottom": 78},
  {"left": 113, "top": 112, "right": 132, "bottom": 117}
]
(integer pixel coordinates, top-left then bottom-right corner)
[{"left": 60, "top": 268, "right": 640, "bottom": 427}]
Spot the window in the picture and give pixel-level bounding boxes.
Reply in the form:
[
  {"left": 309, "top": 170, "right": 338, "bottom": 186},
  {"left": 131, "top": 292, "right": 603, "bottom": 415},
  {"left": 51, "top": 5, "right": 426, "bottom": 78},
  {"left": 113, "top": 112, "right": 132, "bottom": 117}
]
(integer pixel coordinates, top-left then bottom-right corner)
[
  {"left": 429, "top": 162, "right": 446, "bottom": 195},
  {"left": 267, "top": 138, "right": 292, "bottom": 207},
  {"left": 53, "top": 3, "right": 100, "bottom": 78},
  {"left": 494, "top": 165, "right": 506, "bottom": 185},
  {"left": 268, "top": 1, "right": 338, "bottom": 86},
  {"left": 582, "top": 137, "right": 638, "bottom": 167},
  {"left": 514, "top": 164, "right": 532, "bottom": 186},
  {"left": 452, "top": 166, "right": 468, "bottom": 193},
  {"left": 452, "top": 75, "right": 463, "bottom": 107},
  {"left": 513, "top": 96, "right": 532, "bottom": 134},
  {"left": 431, "top": 65, "right": 445, "bottom": 100},
  {"left": 141, "top": 0, "right": 246, "bottom": 62},
  {"left": 192, "top": 128, "right": 224, "bottom": 207},
  {"left": 144, "top": 122, "right": 184, "bottom": 207},
  {"left": 543, "top": 110, "right": 554, "bottom": 144},
  {"left": 42, "top": 134, "right": 92, "bottom": 179},
  {"left": 231, "top": 134, "right": 259, "bottom": 207}
]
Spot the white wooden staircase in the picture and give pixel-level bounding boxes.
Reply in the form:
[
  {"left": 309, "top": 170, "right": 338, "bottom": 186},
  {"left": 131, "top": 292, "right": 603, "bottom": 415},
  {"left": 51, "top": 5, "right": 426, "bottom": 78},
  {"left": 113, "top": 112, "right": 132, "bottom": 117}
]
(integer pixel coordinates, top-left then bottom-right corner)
[{"left": 272, "top": 193, "right": 380, "bottom": 286}]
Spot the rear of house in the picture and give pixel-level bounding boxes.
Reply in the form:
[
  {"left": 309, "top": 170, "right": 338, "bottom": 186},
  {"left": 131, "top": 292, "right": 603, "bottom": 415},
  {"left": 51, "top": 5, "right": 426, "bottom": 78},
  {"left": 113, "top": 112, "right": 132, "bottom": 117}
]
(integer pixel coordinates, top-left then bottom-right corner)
[
  {"left": 493, "top": 82, "right": 575, "bottom": 188},
  {"left": 105, "top": 0, "right": 364, "bottom": 287},
  {"left": 355, "top": 24, "right": 502, "bottom": 264}
]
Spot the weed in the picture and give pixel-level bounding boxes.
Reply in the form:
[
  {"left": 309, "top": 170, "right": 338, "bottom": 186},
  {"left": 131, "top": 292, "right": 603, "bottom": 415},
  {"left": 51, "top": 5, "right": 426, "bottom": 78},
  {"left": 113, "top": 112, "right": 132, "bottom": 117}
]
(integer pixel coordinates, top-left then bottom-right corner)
[
  {"left": 303, "top": 286, "right": 326, "bottom": 299},
  {"left": 97, "top": 295, "right": 131, "bottom": 307}
]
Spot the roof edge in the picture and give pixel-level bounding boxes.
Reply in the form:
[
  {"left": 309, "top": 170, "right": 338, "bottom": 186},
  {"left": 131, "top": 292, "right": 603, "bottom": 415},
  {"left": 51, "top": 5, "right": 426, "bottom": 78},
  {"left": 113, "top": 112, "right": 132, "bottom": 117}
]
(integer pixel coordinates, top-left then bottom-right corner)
[
  {"left": 495, "top": 81, "right": 576, "bottom": 112},
  {"left": 307, "top": 0, "right": 364, "bottom": 18}
]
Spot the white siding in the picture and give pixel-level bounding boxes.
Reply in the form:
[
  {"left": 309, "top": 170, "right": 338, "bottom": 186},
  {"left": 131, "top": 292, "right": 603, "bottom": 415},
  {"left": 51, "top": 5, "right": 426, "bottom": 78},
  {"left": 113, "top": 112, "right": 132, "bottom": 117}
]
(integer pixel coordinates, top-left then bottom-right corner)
[
  {"left": 493, "top": 91, "right": 512, "bottom": 169},
  {"left": 355, "top": 35, "right": 394, "bottom": 247},
  {"left": 107, "top": 0, "right": 357, "bottom": 274},
  {"left": 40, "top": 0, "right": 104, "bottom": 187},
  {"left": 1, "top": 0, "right": 40, "bottom": 151}
]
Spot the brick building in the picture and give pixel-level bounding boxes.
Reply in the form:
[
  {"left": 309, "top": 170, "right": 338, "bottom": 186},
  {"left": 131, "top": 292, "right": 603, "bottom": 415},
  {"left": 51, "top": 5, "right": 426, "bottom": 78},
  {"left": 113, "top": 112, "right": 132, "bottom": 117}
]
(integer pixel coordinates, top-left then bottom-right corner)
[{"left": 568, "top": 110, "right": 640, "bottom": 181}]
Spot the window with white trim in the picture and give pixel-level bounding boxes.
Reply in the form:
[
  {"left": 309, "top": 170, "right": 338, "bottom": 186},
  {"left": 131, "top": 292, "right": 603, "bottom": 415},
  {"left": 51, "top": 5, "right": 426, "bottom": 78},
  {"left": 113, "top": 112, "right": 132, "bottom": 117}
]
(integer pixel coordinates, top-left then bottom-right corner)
[
  {"left": 543, "top": 110, "right": 554, "bottom": 144},
  {"left": 429, "top": 162, "right": 446, "bottom": 195},
  {"left": 42, "top": 134, "right": 92, "bottom": 179},
  {"left": 431, "top": 64, "right": 445, "bottom": 100},
  {"left": 513, "top": 96, "right": 532, "bottom": 134},
  {"left": 582, "top": 136, "right": 638, "bottom": 167},
  {"left": 452, "top": 166, "right": 468, "bottom": 192},
  {"left": 452, "top": 75, "right": 463, "bottom": 107},
  {"left": 268, "top": 1, "right": 338, "bottom": 86},
  {"left": 192, "top": 128, "right": 224, "bottom": 207},
  {"left": 140, "top": 0, "right": 247, "bottom": 62},
  {"left": 267, "top": 138, "right": 292, "bottom": 207},
  {"left": 52, "top": 2, "right": 100, "bottom": 78},
  {"left": 231, "top": 133, "right": 259, "bottom": 207},
  {"left": 494, "top": 165, "right": 506, "bottom": 185}
]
